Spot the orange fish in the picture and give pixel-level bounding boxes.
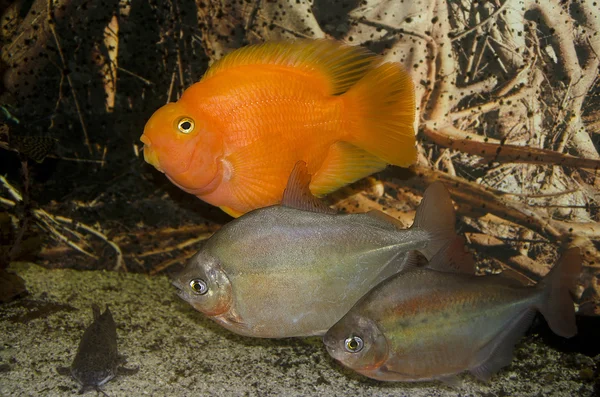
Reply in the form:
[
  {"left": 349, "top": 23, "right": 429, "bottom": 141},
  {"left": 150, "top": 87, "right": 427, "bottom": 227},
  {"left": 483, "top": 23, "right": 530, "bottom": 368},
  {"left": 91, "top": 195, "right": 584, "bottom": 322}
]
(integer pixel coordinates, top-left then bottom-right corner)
[{"left": 140, "top": 40, "right": 416, "bottom": 217}]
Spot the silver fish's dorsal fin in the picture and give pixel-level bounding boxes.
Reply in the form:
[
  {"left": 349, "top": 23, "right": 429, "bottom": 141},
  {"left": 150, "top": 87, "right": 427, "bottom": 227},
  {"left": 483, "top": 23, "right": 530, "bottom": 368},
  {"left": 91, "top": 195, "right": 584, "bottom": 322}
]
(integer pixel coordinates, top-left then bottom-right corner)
[
  {"left": 412, "top": 182, "right": 457, "bottom": 260},
  {"left": 470, "top": 308, "right": 536, "bottom": 382},
  {"left": 282, "top": 161, "right": 337, "bottom": 214},
  {"left": 426, "top": 236, "right": 476, "bottom": 274}
]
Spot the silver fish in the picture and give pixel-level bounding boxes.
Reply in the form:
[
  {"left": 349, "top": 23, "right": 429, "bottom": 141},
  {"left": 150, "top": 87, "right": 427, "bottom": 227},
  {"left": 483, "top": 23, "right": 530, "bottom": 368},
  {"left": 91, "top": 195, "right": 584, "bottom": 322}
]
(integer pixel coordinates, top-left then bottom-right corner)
[
  {"left": 324, "top": 246, "right": 581, "bottom": 384},
  {"left": 172, "top": 161, "right": 463, "bottom": 338}
]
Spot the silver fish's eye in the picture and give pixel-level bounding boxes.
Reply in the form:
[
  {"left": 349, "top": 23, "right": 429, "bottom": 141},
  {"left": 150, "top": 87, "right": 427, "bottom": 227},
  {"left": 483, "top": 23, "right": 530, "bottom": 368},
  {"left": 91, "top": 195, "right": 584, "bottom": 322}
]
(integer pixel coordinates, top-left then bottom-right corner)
[
  {"left": 344, "top": 336, "right": 364, "bottom": 353},
  {"left": 177, "top": 117, "right": 195, "bottom": 134},
  {"left": 189, "top": 279, "right": 208, "bottom": 295}
]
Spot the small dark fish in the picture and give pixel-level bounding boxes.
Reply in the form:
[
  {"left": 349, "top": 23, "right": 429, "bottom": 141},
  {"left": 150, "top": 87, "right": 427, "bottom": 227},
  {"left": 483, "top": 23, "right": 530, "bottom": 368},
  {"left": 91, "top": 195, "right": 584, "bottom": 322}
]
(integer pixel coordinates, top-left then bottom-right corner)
[
  {"left": 57, "top": 304, "right": 138, "bottom": 395},
  {"left": 8, "top": 135, "right": 56, "bottom": 163}
]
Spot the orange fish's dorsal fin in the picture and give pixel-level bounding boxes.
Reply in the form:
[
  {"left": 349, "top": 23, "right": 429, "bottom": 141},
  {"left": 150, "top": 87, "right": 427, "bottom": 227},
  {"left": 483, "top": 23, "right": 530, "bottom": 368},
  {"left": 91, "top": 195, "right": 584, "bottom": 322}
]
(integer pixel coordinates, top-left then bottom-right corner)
[
  {"left": 310, "top": 142, "right": 387, "bottom": 196},
  {"left": 202, "top": 40, "right": 378, "bottom": 95},
  {"left": 282, "top": 161, "right": 337, "bottom": 214}
]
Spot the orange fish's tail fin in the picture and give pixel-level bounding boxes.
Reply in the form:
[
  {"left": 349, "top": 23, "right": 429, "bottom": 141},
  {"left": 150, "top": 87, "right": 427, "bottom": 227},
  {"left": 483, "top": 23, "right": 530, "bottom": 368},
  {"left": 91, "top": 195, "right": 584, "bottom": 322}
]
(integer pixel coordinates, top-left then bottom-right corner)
[
  {"left": 342, "top": 62, "right": 417, "bottom": 167},
  {"left": 537, "top": 247, "right": 582, "bottom": 338}
]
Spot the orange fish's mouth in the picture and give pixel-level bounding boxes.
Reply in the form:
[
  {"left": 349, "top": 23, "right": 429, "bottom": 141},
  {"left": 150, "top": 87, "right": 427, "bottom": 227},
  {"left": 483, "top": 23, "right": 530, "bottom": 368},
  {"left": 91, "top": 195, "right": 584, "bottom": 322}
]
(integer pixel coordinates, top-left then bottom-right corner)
[{"left": 140, "top": 135, "right": 164, "bottom": 173}]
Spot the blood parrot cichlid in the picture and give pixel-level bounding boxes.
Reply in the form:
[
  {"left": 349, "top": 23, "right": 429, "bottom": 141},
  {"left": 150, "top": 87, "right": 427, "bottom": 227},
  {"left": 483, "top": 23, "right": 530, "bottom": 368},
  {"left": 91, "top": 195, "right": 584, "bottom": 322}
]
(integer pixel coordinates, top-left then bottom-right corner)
[
  {"left": 171, "top": 161, "right": 463, "bottom": 338},
  {"left": 324, "top": 246, "right": 582, "bottom": 384},
  {"left": 140, "top": 40, "right": 416, "bottom": 217}
]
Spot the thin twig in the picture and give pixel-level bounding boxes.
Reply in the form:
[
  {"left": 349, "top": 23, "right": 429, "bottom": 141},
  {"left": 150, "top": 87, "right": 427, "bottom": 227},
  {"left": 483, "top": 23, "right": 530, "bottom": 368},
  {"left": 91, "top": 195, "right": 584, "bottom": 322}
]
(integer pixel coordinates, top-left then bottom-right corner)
[
  {"left": 47, "top": 0, "right": 93, "bottom": 155},
  {"left": 450, "top": 1, "right": 510, "bottom": 42}
]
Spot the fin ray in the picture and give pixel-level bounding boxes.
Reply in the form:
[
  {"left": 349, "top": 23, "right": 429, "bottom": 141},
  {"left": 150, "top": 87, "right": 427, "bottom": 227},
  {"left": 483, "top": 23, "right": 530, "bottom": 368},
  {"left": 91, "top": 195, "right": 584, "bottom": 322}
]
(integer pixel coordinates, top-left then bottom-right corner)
[
  {"left": 343, "top": 62, "right": 417, "bottom": 166},
  {"left": 310, "top": 141, "right": 387, "bottom": 196},
  {"left": 282, "top": 161, "right": 337, "bottom": 214},
  {"left": 412, "top": 182, "right": 457, "bottom": 260},
  {"left": 537, "top": 247, "right": 582, "bottom": 338},
  {"left": 203, "top": 40, "right": 378, "bottom": 95},
  {"left": 470, "top": 308, "right": 536, "bottom": 382},
  {"left": 427, "top": 237, "right": 476, "bottom": 274}
]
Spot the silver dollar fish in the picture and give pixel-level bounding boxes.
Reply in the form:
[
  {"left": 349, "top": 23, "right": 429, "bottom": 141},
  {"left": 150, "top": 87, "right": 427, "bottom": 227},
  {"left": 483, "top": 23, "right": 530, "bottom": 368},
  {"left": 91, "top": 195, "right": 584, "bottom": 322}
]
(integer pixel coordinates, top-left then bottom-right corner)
[
  {"left": 173, "top": 161, "right": 463, "bottom": 338},
  {"left": 324, "top": 246, "right": 581, "bottom": 384}
]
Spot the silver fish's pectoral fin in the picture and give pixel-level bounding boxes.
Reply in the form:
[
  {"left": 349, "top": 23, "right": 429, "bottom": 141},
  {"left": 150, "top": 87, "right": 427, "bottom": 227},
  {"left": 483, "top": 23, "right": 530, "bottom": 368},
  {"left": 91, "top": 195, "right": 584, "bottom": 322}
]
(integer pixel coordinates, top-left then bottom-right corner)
[
  {"left": 470, "top": 308, "right": 536, "bottom": 382},
  {"left": 282, "top": 160, "right": 337, "bottom": 214}
]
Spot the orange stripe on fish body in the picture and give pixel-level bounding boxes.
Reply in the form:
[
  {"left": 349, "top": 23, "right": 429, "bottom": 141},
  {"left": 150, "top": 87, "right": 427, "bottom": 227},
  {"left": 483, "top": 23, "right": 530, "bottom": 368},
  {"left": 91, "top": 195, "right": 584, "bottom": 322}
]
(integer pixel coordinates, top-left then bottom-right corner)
[{"left": 140, "top": 39, "right": 417, "bottom": 217}]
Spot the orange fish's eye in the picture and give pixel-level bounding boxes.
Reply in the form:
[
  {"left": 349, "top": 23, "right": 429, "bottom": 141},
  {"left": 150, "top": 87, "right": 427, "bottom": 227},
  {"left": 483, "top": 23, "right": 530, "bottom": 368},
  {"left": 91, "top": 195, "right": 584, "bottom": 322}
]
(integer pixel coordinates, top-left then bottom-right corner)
[{"left": 176, "top": 117, "right": 195, "bottom": 134}]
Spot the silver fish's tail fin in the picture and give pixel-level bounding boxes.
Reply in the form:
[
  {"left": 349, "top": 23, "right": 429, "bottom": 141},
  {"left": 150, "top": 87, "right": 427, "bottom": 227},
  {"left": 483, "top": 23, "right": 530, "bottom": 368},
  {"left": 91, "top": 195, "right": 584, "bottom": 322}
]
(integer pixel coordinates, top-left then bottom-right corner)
[
  {"left": 538, "top": 247, "right": 582, "bottom": 338},
  {"left": 412, "top": 182, "right": 457, "bottom": 261}
]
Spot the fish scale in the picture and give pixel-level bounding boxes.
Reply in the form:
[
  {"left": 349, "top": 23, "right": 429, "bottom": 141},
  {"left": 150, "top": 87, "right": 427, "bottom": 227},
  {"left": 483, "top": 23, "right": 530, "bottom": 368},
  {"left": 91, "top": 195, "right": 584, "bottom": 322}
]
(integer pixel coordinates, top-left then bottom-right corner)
[
  {"left": 324, "top": 248, "right": 581, "bottom": 383},
  {"left": 140, "top": 39, "right": 416, "bottom": 216},
  {"left": 173, "top": 167, "right": 461, "bottom": 338}
]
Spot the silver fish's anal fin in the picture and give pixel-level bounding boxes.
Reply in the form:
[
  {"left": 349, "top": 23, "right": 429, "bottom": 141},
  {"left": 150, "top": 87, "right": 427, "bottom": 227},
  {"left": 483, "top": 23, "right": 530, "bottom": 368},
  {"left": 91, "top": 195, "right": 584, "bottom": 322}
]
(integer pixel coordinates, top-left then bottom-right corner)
[
  {"left": 426, "top": 236, "right": 476, "bottom": 274},
  {"left": 282, "top": 160, "right": 337, "bottom": 214},
  {"left": 470, "top": 308, "right": 536, "bottom": 382},
  {"left": 412, "top": 182, "right": 457, "bottom": 261},
  {"left": 310, "top": 141, "right": 387, "bottom": 196},
  {"left": 437, "top": 375, "right": 463, "bottom": 389},
  {"left": 537, "top": 247, "right": 582, "bottom": 338}
]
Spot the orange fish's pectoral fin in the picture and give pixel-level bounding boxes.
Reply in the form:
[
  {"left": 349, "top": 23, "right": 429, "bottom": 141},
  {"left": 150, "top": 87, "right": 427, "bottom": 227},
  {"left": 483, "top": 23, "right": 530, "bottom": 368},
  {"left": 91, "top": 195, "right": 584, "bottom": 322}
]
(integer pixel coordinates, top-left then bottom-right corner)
[
  {"left": 220, "top": 206, "right": 245, "bottom": 218},
  {"left": 282, "top": 161, "right": 337, "bottom": 214},
  {"left": 225, "top": 140, "right": 289, "bottom": 214},
  {"left": 201, "top": 40, "right": 378, "bottom": 95},
  {"left": 310, "top": 141, "right": 388, "bottom": 196}
]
